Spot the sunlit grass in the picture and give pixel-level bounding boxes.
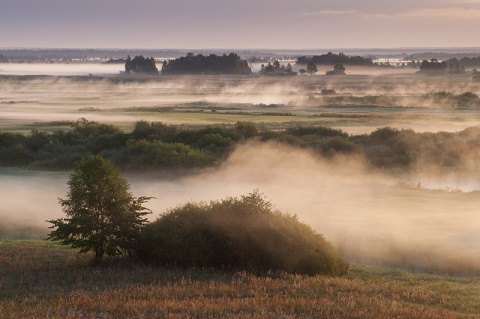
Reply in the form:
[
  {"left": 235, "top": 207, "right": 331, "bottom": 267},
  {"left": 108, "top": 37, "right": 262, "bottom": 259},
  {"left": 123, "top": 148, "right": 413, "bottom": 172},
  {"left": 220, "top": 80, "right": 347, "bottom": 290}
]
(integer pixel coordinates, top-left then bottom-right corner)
[{"left": 0, "top": 242, "right": 478, "bottom": 318}]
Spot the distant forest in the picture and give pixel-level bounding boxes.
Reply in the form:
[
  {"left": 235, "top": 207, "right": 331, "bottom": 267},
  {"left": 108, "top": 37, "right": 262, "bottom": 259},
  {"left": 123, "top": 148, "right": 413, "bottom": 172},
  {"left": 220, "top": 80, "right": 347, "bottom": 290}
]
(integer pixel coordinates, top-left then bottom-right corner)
[
  {"left": 445, "top": 57, "right": 480, "bottom": 68},
  {"left": 297, "top": 52, "right": 374, "bottom": 66},
  {"left": 161, "top": 53, "right": 251, "bottom": 75}
]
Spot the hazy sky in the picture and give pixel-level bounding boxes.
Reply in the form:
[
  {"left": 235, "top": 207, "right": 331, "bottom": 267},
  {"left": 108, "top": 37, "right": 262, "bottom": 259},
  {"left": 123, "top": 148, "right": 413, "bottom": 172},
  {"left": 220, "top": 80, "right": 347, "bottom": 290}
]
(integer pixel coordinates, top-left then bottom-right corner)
[{"left": 2, "top": 0, "right": 480, "bottom": 49}]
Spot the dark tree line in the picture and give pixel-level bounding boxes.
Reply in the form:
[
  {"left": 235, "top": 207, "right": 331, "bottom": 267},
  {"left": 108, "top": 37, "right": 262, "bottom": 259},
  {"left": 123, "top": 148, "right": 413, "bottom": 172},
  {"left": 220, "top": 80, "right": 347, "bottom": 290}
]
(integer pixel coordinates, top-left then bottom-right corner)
[
  {"left": 161, "top": 53, "right": 251, "bottom": 75},
  {"left": 418, "top": 59, "right": 447, "bottom": 73},
  {"left": 446, "top": 56, "right": 480, "bottom": 68},
  {"left": 297, "top": 52, "right": 373, "bottom": 66},
  {"left": 125, "top": 55, "right": 159, "bottom": 75}
]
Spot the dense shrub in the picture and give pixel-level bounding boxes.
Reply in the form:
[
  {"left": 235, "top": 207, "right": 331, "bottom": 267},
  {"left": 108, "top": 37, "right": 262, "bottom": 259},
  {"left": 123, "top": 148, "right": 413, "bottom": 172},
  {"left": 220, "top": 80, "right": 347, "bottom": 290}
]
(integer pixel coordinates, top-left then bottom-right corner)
[
  {"left": 363, "top": 127, "right": 414, "bottom": 169},
  {"left": 138, "top": 191, "right": 349, "bottom": 276},
  {"left": 262, "top": 126, "right": 359, "bottom": 157},
  {"left": 106, "top": 140, "right": 215, "bottom": 170}
]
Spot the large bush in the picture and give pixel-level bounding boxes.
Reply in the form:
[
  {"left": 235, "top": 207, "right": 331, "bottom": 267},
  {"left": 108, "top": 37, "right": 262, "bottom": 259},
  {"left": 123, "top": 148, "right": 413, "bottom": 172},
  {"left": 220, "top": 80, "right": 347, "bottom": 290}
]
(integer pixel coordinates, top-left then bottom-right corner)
[{"left": 138, "top": 191, "right": 348, "bottom": 276}]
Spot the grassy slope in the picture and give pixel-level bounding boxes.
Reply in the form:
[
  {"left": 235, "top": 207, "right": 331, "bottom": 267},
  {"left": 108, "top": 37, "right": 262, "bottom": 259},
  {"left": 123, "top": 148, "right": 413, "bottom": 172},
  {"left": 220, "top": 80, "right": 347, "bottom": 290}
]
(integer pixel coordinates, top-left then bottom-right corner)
[{"left": 1, "top": 241, "right": 479, "bottom": 318}]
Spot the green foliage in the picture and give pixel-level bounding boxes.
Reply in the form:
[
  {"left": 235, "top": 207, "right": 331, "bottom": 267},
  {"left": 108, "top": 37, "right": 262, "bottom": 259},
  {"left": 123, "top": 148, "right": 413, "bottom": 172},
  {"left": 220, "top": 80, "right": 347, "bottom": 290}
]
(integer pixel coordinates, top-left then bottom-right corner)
[
  {"left": 0, "top": 119, "right": 258, "bottom": 171},
  {"left": 107, "top": 139, "right": 215, "bottom": 170},
  {"left": 263, "top": 126, "right": 358, "bottom": 157},
  {"left": 162, "top": 53, "right": 251, "bottom": 75},
  {"left": 4, "top": 119, "right": 480, "bottom": 175},
  {"left": 363, "top": 127, "right": 413, "bottom": 169},
  {"left": 125, "top": 55, "right": 159, "bottom": 75},
  {"left": 47, "top": 156, "right": 152, "bottom": 263},
  {"left": 131, "top": 120, "right": 177, "bottom": 141},
  {"left": 138, "top": 191, "right": 348, "bottom": 276}
]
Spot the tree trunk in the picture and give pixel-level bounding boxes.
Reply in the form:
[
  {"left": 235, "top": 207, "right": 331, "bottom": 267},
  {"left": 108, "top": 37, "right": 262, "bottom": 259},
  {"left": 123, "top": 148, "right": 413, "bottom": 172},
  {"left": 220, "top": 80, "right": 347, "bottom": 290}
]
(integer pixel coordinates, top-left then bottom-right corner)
[{"left": 94, "top": 249, "right": 103, "bottom": 264}]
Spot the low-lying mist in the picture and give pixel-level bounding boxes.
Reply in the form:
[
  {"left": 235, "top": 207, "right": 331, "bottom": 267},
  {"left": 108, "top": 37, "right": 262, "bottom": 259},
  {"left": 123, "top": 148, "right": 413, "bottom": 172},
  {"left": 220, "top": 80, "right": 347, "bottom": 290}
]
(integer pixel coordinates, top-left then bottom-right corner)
[
  {"left": 2, "top": 73, "right": 480, "bottom": 136},
  {"left": 133, "top": 141, "right": 480, "bottom": 274},
  {"left": 2, "top": 142, "right": 480, "bottom": 274}
]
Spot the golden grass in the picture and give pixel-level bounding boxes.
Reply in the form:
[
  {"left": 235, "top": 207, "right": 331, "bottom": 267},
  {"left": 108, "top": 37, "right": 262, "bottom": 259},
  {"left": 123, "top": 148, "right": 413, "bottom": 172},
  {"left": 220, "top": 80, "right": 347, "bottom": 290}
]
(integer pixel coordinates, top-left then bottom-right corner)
[{"left": 1, "top": 241, "right": 479, "bottom": 318}]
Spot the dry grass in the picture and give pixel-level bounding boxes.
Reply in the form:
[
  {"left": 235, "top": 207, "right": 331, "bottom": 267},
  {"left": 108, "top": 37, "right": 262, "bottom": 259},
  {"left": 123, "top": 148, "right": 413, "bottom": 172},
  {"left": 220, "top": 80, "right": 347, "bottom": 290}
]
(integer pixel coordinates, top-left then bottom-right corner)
[{"left": 1, "top": 241, "right": 479, "bottom": 318}]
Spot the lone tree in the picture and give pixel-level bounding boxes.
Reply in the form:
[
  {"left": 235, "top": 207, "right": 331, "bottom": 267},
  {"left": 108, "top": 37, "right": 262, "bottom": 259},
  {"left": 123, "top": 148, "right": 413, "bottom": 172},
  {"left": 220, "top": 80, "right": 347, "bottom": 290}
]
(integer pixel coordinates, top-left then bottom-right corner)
[
  {"left": 306, "top": 61, "right": 318, "bottom": 75},
  {"left": 47, "top": 155, "right": 152, "bottom": 263}
]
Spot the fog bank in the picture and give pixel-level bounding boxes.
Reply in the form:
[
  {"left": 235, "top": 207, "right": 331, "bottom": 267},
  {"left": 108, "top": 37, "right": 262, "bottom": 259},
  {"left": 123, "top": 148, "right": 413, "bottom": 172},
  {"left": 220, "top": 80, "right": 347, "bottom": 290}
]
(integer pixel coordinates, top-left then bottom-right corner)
[{"left": 2, "top": 142, "right": 479, "bottom": 273}]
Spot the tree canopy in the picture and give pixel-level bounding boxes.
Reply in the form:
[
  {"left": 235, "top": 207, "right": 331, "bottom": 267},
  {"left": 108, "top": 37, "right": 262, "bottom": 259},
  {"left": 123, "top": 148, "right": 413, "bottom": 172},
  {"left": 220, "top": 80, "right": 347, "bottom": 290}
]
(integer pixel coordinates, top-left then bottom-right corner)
[
  {"left": 47, "top": 155, "right": 152, "bottom": 263},
  {"left": 297, "top": 52, "right": 373, "bottom": 66},
  {"left": 161, "top": 53, "right": 251, "bottom": 75},
  {"left": 125, "top": 55, "right": 159, "bottom": 75}
]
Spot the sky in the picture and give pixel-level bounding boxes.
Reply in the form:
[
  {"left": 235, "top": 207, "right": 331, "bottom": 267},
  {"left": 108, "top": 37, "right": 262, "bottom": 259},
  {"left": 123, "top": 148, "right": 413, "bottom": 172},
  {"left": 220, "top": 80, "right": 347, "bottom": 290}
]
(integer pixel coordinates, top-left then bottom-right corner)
[{"left": 1, "top": 0, "right": 480, "bottom": 49}]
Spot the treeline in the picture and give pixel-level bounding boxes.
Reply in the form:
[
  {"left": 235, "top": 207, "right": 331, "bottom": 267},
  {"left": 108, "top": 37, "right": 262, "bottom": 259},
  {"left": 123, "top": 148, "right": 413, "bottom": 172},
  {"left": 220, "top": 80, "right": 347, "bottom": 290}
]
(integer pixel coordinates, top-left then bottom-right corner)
[
  {"left": 418, "top": 57, "right": 480, "bottom": 74},
  {"left": 0, "top": 119, "right": 256, "bottom": 171},
  {"left": 446, "top": 56, "right": 480, "bottom": 68},
  {"left": 161, "top": 53, "right": 251, "bottom": 75},
  {"left": 297, "top": 52, "right": 373, "bottom": 66},
  {"left": 0, "top": 53, "right": 7, "bottom": 62},
  {"left": 418, "top": 59, "right": 447, "bottom": 73},
  {"left": 2, "top": 119, "right": 480, "bottom": 174}
]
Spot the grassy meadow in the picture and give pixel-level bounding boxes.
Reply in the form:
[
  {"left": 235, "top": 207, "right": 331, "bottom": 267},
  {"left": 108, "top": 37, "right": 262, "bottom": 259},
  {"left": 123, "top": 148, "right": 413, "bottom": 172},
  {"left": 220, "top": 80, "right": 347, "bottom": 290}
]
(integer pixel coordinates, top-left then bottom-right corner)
[{"left": 1, "top": 241, "right": 479, "bottom": 318}]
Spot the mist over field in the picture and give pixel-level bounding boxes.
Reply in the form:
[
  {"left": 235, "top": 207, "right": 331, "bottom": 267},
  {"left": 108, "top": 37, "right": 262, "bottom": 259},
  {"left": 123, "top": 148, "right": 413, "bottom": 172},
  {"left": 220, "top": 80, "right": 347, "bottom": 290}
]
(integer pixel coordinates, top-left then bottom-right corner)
[
  {"left": 2, "top": 141, "right": 480, "bottom": 273},
  {"left": 2, "top": 60, "right": 480, "bottom": 274},
  {"left": 0, "top": 63, "right": 122, "bottom": 76},
  {"left": 2, "top": 71, "right": 480, "bottom": 133},
  {"left": 3, "top": 1, "right": 480, "bottom": 315}
]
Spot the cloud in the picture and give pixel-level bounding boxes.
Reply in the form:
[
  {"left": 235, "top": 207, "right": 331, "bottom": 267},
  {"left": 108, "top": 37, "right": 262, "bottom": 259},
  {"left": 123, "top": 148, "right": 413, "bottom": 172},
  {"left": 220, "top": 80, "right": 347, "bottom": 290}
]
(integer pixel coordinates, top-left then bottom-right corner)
[
  {"left": 303, "top": 10, "right": 358, "bottom": 16},
  {"left": 364, "top": 7, "right": 480, "bottom": 19}
]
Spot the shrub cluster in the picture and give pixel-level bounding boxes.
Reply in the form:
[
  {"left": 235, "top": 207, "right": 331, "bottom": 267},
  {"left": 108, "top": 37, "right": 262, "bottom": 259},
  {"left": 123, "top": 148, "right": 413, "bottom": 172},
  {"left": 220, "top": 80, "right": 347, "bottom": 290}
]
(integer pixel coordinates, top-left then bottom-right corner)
[
  {"left": 138, "top": 191, "right": 349, "bottom": 276},
  {"left": 0, "top": 119, "right": 257, "bottom": 171}
]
